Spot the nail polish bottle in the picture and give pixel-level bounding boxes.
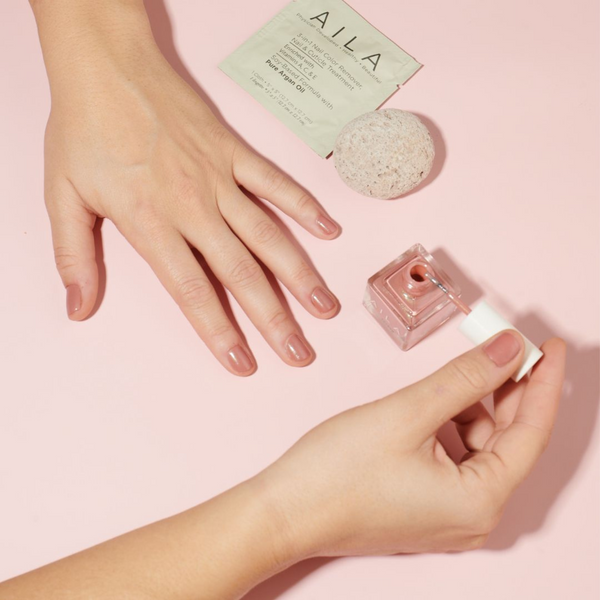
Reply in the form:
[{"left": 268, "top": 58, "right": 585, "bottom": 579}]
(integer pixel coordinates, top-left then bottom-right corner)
[
  {"left": 364, "top": 243, "right": 461, "bottom": 351},
  {"left": 364, "top": 243, "right": 543, "bottom": 381}
]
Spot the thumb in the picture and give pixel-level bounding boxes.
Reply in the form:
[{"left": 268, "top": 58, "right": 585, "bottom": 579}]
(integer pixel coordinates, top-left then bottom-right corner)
[
  {"left": 46, "top": 180, "right": 98, "bottom": 320},
  {"left": 402, "top": 330, "right": 525, "bottom": 437}
]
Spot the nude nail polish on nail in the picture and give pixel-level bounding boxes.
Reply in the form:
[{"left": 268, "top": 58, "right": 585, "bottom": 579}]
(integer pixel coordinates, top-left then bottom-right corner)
[
  {"left": 66, "top": 284, "right": 82, "bottom": 317},
  {"left": 316, "top": 215, "right": 338, "bottom": 236},
  {"left": 227, "top": 345, "right": 254, "bottom": 374},
  {"left": 484, "top": 332, "right": 521, "bottom": 367},
  {"left": 311, "top": 287, "right": 337, "bottom": 313},
  {"left": 459, "top": 302, "right": 543, "bottom": 381},
  {"left": 285, "top": 334, "right": 311, "bottom": 362}
]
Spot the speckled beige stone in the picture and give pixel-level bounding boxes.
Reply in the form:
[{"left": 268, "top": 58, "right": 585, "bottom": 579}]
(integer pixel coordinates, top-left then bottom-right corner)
[{"left": 333, "top": 109, "right": 435, "bottom": 199}]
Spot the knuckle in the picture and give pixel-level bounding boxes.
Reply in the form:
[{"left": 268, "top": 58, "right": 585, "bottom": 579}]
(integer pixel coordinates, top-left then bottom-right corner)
[
  {"left": 230, "top": 141, "right": 247, "bottom": 167},
  {"left": 53, "top": 246, "right": 79, "bottom": 273},
  {"left": 205, "top": 322, "right": 233, "bottom": 340},
  {"left": 250, "top": 219, "right": 283, "bottom": 247},
  {"left": 263, "top": 167, "right": 289, "bottom": 196},
  {"left": 172, "top": 173, "right": 202, "bottom": 204},
  {"left": 290, "top": 262, "right": 314, "bottom": 285},
  {"left": 294, "top": 191, "right": 315, "bottom": 213},
  {"left": 520, "top": 419, "right": 553, "bottom": 452},
  {"left": 176, "top": 276, "right": 215, "bottom": 310},
  {"left": 206, "top": 121, "right": 233, "bottom": 148},
  {"left": 265, "top": 310, "right": 290, "bottom": 333},
  {"left": 448, "top": 357, "right": 489, "bottom": 394},
  {"left": 228, "top": 258, "right": 263, "bottom": 288},
  {"left": 209, "top": 124, "right": 228, "bottom": 143},
  {"left": 123, "top": 198, "right": 163, "bottom": 236}
]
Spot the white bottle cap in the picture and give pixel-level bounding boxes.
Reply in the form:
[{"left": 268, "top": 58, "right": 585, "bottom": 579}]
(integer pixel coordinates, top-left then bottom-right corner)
[{"left": 458, "top": 301, "right": 543, "bottom": 382}]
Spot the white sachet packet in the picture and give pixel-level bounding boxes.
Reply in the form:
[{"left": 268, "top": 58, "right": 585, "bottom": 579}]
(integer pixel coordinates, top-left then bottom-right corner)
[{"left": 219, "top": 0, "right": 421, "bottom": 157}]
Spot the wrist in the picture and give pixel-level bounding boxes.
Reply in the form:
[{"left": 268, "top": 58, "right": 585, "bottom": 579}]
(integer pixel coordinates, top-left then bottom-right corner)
[
  {"left": 250, "top": 465, "right": 331, "bottom": 566},
  {"left": 239, "top": 474, "right": 310, "bottom": 571},
  {"left": 178, "top": 476, "right": 311, "bottom": 598},
  {"left": 30, "top": 0, "right": 159, "bottom": 90}
]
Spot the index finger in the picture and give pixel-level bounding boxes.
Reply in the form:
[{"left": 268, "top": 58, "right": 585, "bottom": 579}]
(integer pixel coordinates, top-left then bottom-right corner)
[
  {"left": 489, "top": 337, "right": 567, "bottom": 489},
  {"left": 232, "top": 146, "right": 341, "bottom": 240}
]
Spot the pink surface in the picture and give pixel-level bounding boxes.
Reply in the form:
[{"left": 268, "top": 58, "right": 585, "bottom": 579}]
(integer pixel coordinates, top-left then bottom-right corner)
[{"left": 1, "top": 0, "right": 599, "bottom": 597}]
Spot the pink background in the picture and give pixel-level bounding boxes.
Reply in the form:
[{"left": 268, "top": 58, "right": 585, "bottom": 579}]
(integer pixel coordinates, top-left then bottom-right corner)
[{"left": 1, "top": 0, "right": 599, "bottom": 597}]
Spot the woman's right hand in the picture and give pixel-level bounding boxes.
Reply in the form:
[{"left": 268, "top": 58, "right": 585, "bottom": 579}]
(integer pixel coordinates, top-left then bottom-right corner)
[{"left": 261, "top": 332, "right": 566, "bottom": 560}]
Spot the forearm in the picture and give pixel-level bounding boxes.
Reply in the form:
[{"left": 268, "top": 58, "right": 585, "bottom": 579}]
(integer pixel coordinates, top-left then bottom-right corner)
[{"left": 0, "top": 477, "right": 302, "bottom": 600}]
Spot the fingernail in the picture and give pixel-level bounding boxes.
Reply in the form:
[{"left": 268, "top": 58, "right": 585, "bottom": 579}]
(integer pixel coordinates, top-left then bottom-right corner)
[
  {"left": 316, "top": 215, "right": 339, "bottom": 236},
  {"left": 311, "top": 287, "right": 337, "bottom": 314},
  {"left": 484, "top": 332, "right": 521, "bottom": 367},
  {"left": 285, "top": 334, "right": 312, "bottom": 362},
  {"left": 227, "top": 345, "right": 254, "bottom": 374},
  {"left": 66, "top": 284, "right": 82, "bottom": 317}
]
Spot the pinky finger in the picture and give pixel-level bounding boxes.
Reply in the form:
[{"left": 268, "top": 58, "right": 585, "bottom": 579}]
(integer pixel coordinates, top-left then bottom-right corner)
[
  {"left": 232, "top": 146, "right": 341, "bottom": 239},
  {"left": 46, "top": 178, "right": 99, "bottom": 321}
]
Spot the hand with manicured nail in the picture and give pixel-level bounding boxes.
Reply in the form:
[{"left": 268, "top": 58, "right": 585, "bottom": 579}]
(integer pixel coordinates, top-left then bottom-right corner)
[
  {"left": 258, "top": 332, "right": 567, "bottom": 561},
  {"left": 0, "top": 333, "right": 567, "bottom": 599},
  {"left": 32, "top": 0, "right": 340, "bottom": 375}
]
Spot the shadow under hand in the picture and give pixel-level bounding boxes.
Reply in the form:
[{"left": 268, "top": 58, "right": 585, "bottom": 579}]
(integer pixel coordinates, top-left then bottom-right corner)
[
  {"left": 486, "top": 314, "right": 599, "bottom": 549},
  {"left": 144, "top": 0, "right": 266, "bottom": 155},
  {"left": 87, "top": 218, "right": 107, "bottom": 319},
  {"left": 144, "top": 0, "right": 223, "bottom": 119},
  {"left": 189, "top": 248, "right": 248, "bottom": 348},
  {"left": 424, "top": 299, "right": 598, "bottom": 551}
]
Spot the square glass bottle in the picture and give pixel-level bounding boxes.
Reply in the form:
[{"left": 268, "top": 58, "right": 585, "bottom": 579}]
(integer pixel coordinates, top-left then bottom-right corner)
[{"left": 364, "top": 243, "right": 461, "bottom": 350}]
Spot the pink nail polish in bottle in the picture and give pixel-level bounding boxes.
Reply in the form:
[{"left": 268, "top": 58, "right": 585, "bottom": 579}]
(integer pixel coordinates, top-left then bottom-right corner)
[
  {"left": 364, "top": 243, "right": 543, "bottom": 381},
  {"left": 364, "top": 243, "right": 462, "bottom": 351}
]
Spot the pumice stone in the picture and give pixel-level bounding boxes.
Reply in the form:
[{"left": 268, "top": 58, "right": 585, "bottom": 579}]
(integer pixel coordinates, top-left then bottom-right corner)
[{"left": 333, "top": 109, "right": 435, "bottom": 199}]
